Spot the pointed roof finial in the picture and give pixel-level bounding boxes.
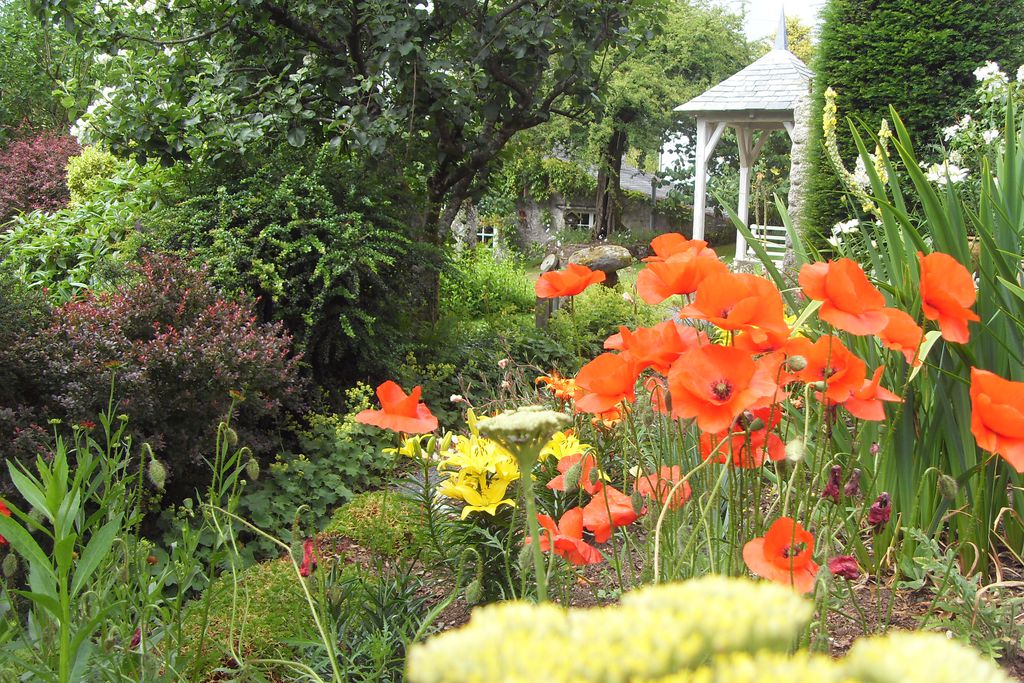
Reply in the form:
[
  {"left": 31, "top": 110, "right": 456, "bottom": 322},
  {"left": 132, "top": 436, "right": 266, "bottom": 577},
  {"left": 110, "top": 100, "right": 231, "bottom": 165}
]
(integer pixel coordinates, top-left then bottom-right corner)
[{"left": 775, "top": 7, "right": 788, "bottom": 51}]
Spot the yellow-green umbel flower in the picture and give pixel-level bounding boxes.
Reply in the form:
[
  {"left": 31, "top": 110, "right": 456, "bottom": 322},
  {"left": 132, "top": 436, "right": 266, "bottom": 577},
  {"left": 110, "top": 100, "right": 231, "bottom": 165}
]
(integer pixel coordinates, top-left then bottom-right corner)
[
  {"left": 477, "top": 406, "right": 570, "bottom": 471},
  {"left": 654, "top": 651, "right": 854, "bottom": 683},
  {"left": 842, "top": 631, "right": 1012, "bottom": 683}
]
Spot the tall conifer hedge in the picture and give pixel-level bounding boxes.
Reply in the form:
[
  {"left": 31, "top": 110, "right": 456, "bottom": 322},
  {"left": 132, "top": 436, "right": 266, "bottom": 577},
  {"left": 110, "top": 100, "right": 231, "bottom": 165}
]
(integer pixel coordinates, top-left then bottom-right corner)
[{"left": 803, "top": 0, "right": 1024, "bottom": 236}]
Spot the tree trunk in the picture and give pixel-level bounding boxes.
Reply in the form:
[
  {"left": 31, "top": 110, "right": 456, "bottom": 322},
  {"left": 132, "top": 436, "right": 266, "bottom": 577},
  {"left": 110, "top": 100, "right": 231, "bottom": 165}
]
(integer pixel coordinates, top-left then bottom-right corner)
[{"left": 593, "top": 127, "right": 628, "bottom": 239}]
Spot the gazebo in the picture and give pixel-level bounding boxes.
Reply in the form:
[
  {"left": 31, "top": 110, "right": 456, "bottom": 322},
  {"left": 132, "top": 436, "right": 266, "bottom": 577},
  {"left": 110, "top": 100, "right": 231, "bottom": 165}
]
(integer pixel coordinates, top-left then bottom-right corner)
[{"left": 675, "top": 13, "right": 812, "bottom": 260}]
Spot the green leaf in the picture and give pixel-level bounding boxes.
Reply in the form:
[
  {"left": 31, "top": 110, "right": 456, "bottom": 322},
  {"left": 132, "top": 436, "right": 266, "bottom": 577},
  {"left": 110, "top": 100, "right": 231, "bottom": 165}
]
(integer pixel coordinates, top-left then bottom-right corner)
[
  {"left": 286, "top": 127, "right": 307, "bottom": 147},
  {"left": 11, "top": 590, "right": 62, "bottom": 620},
  {"left": 72, "top": 516, "right": 122, "bottom": 596},
  {"left": 53, "top": 534, "right": 78, "bottom": 576},
  {"left": 0, "top": 514, "right": 55, "bottom": 582}
]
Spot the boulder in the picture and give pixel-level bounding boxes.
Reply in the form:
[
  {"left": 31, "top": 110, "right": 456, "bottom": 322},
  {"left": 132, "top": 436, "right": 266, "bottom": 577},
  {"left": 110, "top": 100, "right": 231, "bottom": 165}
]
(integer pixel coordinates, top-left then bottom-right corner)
[{"left": 567, "top": 245, "right": 632, "bottom": 279}]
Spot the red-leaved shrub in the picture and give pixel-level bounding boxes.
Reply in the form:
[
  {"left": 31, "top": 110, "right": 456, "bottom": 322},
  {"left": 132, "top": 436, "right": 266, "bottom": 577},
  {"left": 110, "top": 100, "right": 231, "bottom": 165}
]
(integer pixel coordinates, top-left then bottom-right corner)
[
  {"left": 0, "top": 128, "right": 80, "bottom": 220},
  {"left": 5, "top": 254, "right": 306, "bottom": 503}
]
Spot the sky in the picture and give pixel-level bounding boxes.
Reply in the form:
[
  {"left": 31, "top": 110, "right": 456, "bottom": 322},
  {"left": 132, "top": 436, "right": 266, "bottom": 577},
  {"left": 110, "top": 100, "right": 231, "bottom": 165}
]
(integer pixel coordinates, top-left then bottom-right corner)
[{"left": 720, "top": 0, "right": 826, "bottom": 40}]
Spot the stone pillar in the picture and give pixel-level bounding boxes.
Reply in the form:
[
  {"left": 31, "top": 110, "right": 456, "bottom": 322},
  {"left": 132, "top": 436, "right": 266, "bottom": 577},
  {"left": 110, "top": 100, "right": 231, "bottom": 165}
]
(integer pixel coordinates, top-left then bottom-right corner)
[{"left": 783, "top": 93, "right": 811, "bottom": 281}]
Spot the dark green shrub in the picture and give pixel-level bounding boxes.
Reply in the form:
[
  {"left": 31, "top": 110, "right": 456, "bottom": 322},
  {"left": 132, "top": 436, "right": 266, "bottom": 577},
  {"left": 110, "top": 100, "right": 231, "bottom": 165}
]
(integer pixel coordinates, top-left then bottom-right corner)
[
  {"left": 149, "top": 144, "right": 425, "bottom": 391},
  {"left": 804, "top": 0, "right": 1024, "bottom": 236}
]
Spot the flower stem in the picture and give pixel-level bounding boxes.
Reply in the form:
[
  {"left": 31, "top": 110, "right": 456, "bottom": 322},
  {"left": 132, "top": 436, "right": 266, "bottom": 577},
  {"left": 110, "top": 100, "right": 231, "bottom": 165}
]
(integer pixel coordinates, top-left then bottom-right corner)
[{"left": 521, "top": 474, "right": 548, "bottom": 602}]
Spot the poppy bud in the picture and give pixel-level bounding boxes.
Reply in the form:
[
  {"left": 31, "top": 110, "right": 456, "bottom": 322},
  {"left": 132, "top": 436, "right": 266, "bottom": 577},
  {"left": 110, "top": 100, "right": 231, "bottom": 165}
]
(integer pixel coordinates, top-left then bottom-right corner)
[
  {"left": 563, "top": 460, "right": 583, "bottom": 493},
  {"left": 786, "top": 355, "right": 808, "bottom": 372},
  {"left": 224, "top": 426, "right": 239, "bottom": 448},
  {"left": 821, "top": 465, "right": 842, "bottom": 504},
  {"left": 588, "top": 467, "right": 600, "bottom": 487},
  {"left": 745, "top": 417, "right": 765, "bottom": 433},
  {"left": 517, "top": 544, "right": 534, "bottom": 574},
  {"left": 867, "top": 492, "right": 891, "bottom": 532},
  {"left": 465, "top": 578, "right": 484, "bottom": 605},
  {"left": 146, "top": 555, "right": 158, "bottom": 566},
  {"left": 828, "top": 555, "right": 860, "bottom": 580},
  {"left": 808, "top": 380, "right": 827, "bottom": 391},
  {"left": 938, "top": 474, "right": 958, "bottom": 501},
  {"left": 630, "top": 490, "right": 645, "bottom": 516},
  {"left": 844, "top": 468, "right": 862, "bottom": 498},
  {"left": 2, "top": 553, "right": 18, "bottom": 579},
  {"left": 245, "top": 457, "right": 260, "bottom": 481},
  {"left": 147, "top": 457, "right": 166, "bottom": 492}
]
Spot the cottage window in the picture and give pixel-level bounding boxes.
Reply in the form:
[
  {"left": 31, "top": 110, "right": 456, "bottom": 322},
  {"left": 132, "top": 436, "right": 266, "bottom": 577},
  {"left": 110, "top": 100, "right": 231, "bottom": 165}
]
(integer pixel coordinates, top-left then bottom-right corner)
[
  {"left": 564, "top": 209, "right": 595, "bottom": 233},
  {"left": 476, "top": 223, "right": 497, "bottom": 244}
]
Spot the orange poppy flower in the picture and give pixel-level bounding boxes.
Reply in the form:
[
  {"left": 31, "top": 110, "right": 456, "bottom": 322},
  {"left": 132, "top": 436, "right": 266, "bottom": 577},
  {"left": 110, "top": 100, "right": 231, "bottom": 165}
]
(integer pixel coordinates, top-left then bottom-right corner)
[
  {"left": 699, "top": 405, "right": 786, "bottom": 468},
  {"left": 355, "top": 381, "right": 438, "bottom": 434},
  {"left": 678, "top": 272, "right": 789, "bottom": 344},
  {"left": 918, "top": 252, "right": 979, "bottom": 344},
  {"left": 742, "top": 517, "right": 819, "bottom": 593},
  {"left": 969, "top": 368, "right": 1024, "bottom": 472},
  {"left": 799, "top": 259, "right": 888, "bottom": 335},
  {"left": 574, "top": 353, "right": 637, "bottom": 414},
  {"left": 636, "top": 249, "right": 728, "bottom": 304},
  {"left": 547, "top": 452, "right": 603, "bottom": 495},
  {"left": 582, "top": 484, "right": 642, "bottom": 543},
  {"left": 536, "top": 371, "right": 582, "bottom": 403},
  {"left": 845, "top": 367, "right": 902, "bottom": 421},
  {"left": 667, "top": 345, "right": 778, "bottom": 433},
  {"left": 878, "top": 308, "right": 925, "bottom": 366},
  {"left": 794, "top": 336, "right": 866, "bottom": 404},
  {"left": 635, "top": 465, "right": 692, "bottom": 509},
  {"left": 643, "top": 233, "right": 716, "bottom": 262},
  {"left": 604, "top": 321, "right": 706, "bottom": 374},
  {"left": 530, "top": 508, "right": 603, "bottom": 565},
  {"left": 592, "top": 405, "right": 626, "bottom": 430},
  {"left": 535, "top": 263, "right": 606, "bottom": 299}
]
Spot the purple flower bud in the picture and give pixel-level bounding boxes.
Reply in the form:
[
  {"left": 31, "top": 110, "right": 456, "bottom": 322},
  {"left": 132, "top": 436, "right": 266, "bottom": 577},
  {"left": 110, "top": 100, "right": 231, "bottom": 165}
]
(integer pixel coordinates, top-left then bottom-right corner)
[
  {"left": 869, "top": 442, "right": 880, "bottom": 455},
  {"left": 821, "top": 465, "right": 842, "bottom": 504},
  {"left": 844, "top": 468, "right": 862, "bottom": 498},
  {"left": 867, "top": 492, "right": 891, "bottom": 532},
  {"left": 829, "top": 555, "right": 860, "bottom": 580},
  {"left": 130, "top": 627, "right": 142, "bottom": 649}
]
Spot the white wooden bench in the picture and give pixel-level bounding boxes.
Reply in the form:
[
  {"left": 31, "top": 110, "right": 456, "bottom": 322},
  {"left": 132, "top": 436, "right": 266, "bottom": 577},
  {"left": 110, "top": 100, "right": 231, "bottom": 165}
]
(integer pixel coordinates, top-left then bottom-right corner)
[{"left": 740, "top": 224, "right": 787, "bottom": 269}]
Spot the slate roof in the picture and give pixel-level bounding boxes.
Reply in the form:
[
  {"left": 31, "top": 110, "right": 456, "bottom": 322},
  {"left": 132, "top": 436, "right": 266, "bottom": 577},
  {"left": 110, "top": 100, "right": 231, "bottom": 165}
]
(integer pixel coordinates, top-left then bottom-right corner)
[
  {"left": 675, "top": 48, "right": 812, "bottom": 114},
  {"left": 618, "top": 162, "right": 671, "bottom": 200}
]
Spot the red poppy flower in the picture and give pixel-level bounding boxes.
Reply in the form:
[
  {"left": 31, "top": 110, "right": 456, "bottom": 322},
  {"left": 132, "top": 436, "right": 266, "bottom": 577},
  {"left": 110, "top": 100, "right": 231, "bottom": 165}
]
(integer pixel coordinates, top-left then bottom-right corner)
[
  {"left": 574, "top": 353, "right": 637, "bottom": 414},
  {"left": 547, "top": 453, "right": 603, "bottom": 495},
  {"left": 699, "top": 406, "right": 786, "bottom": 468},
  {"left": 643, "top": 233, "right": 716, "bottom": 262},
  {"left": 582, "top": 484, "right": 642, "bottom": 543},
  {"left": 799, "top": 259, "right": 888, "bottom": 335},
  {"left": 535, "top": 263, "right": 606, "bottom": 299},
  {"left": 918, "top": 252, "right": 979, "bottom": 344},
  {"left": 970, "top": 368, "right": 1024, "bottom": 472},
  {"left": 355, "top": 381, "right": 438, "bottom": 434},
  {"left": 794, "top": 336, "right": 867, "bottom": 404},
  {"left": 878, "top": 308, "right": 925, "bottom": 366},
  {"left": 845, "top": 367, "right": 902, "bottom": 421},
  {"left": 635, "top": 466, "right": 692, "bottom": 509},
  {"left": 591, "top": 406, "right": 626, "bottom": 430},
  {"left": 867, "top": 492, "right": 891, "bottom": 531},
  {"left": 636, "top": 249, "right": 728, "bottom": 304},
  {"left": 536, "top": 372, "right": 582, "bottom": 403},
  {"left": 604, "top": 322, "right": 706, "bottom": 374},
  {"left": 0, "top": 500, "right": 10, "bottom": 545},
  {"left": 530, "top": 508, "right": 603, "bottom": 565},
  {"left": 299, "top": 538, "right": 317, "bottom": 577},
  {"left": 742, "top": 517, "right": 819, "bottom": 593},
  {"left": 667, "top": 345, "right": 778, "bottom": 433},
  {"left": 678, "top": 272, "right": 789, "bottom": 344}
]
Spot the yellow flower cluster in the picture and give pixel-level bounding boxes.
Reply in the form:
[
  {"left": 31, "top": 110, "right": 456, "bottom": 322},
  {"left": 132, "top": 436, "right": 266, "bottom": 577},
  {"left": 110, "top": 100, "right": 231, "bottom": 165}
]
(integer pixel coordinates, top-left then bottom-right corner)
[
  {"left": 407, "top": 576, "right": 1012, "bottom": 683},
  {"left": 433, "top": 411, "right": 591, "bottom": 520},
  {"left": 821, "top": 87, "right": 893, "bottom": 218},
  {"left": 436, "top": 410, "right": 521, "bottom": 519}
]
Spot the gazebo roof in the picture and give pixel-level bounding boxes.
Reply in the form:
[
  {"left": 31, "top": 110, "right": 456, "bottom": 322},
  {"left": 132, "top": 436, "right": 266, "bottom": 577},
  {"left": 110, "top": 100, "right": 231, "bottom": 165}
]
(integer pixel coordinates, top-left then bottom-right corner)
[{"left": 675, "top": 48, "right": 812, "bottom": 115}]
